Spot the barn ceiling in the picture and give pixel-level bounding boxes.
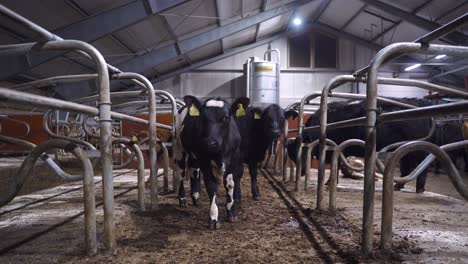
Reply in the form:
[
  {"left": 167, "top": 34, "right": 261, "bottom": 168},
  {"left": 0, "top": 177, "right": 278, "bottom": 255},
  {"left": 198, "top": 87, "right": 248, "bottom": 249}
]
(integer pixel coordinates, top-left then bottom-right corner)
[{"left": 0, "top": 0, "right": 467, "bottom": 99}]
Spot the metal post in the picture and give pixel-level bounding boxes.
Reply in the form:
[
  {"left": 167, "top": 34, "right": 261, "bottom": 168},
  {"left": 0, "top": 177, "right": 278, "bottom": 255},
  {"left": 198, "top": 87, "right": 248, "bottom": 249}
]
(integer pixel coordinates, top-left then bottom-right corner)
[
  {"left": 381, "top": 141, "right": 468, "bottom": 251},
  {"left": 112, "top": 73, "right": 158, "bottom": 209},
  {"left": 39, "top": 40, "right": 114, "bottom": 252},
  {"left": 365, "top": 42, "right": 468, "bottom": 254}
]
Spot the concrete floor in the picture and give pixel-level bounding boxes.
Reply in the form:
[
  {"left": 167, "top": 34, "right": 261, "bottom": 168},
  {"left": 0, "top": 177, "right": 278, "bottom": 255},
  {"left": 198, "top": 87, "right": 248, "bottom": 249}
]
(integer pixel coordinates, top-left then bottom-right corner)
[{"left": 0, "top": 165, "right": 466, "bottom": 263}]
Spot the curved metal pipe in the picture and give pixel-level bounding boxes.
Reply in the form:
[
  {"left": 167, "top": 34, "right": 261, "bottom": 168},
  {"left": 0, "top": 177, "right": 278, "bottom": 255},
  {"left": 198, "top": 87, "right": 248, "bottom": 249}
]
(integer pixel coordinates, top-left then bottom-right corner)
[
  {"left": 328, "top": 139, "right": 366, "bottom": 210},
  {"left": 0, "top": 115, "right": 31, "bottom": 138},
  {"left": 111, "top": 72, "right": 158, "bottom": 209},
  {"left": 394, "top": 140, "right": 468, "bottom": 184},
  {"left": 0, "top": 139, "right": 97, "bottom": 254},
  {"left": 381, "top": 141, "right": 468, "bottom": 252},
  {"left": 112, "top": 137, "right": 145, "bottom": 211},
  {"left": 282, "top": 137, "right": 295, "bottom": 181},
  {"left": 43, "top": 110, "right": 95, "bottom": 149},
  {"left": 0, "top": 134, "right": 82, "bottom": 181},
  {"left": 365, "top": 42, "right": 468, "bottom": 254}
]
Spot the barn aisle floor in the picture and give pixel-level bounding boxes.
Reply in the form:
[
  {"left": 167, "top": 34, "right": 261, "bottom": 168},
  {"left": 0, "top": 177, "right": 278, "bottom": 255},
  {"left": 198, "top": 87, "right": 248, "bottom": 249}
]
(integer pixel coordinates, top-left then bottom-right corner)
[{"left": 0, "top": 167, "right": 466, "bottom": 263}]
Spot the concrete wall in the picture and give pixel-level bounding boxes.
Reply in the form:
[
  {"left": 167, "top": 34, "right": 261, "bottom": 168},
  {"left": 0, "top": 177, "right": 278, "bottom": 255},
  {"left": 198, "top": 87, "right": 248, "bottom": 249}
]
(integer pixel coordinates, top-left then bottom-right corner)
[{"left": 155, "top": 31, "right": 430, "bottom": 107}]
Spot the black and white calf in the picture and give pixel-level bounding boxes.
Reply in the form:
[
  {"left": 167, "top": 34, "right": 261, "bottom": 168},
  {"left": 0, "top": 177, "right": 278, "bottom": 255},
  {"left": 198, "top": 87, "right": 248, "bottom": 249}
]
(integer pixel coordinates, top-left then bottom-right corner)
[
  {"left": 231, "top": 99, "right": 297, "bottom": 200},
  {"left": 177, "top": 95, "right": 243, "bottom": 229},
  {"left": 174, "top": 101, "right": 202, "bottom": 207}
]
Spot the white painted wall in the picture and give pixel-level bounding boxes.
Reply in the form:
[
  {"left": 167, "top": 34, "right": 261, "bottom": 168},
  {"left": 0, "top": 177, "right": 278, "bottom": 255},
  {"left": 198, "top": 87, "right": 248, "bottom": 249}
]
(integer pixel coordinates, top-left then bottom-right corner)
[{"left": 155, "top": 32, "right": 430, "bottom": 107}]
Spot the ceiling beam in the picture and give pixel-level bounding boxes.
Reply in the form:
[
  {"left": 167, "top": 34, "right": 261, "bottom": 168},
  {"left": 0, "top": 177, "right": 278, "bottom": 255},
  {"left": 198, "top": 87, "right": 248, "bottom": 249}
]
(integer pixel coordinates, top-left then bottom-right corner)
[
  {"left": 254, "top": 0, "right": 268, "bottom": 42},
  {"left": 434, "top": 0, "right": 468, "bottom": 22},
  {"left": 0, "top": 0, "right": 190, "bottom": 79},
  {"left": 370, "top": 0, "right": 433, "bottom": 43},
  {"left": 116, "top": 0, "right": 314, "bottom": 73},
  {"left": 308, "top": 21, "right": 463, "bottom": 85},
  {"left": 363, "top": 9, "right": 398, "bottom": 24},
  {"left": 361, "top": 0, "right": 468, "bottom": 45},
  {"left": 159, "top": 15, "right": 192, "bottom": 65},
  {"left": 340, "top": 4, "right": 367, "bottom": 30},
  {"left": 214, "top": 0, "right": 225, "bottom": 53},
  {"left": 430, "top": 65, "right": 468, "bottom": 81},
  {"left": 310, "top": 0, "right": 331, "bottom": 22}
]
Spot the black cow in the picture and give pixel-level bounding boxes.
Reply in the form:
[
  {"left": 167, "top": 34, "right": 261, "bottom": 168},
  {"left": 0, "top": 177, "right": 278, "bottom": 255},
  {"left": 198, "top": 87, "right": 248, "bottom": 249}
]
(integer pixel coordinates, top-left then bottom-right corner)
[
  {"left": 176, "top": 95, "right": 243, "bottom": 229},
  {"left": 431, "top": 121, "right": 468, "bottom": 173},
  {"left": 231, "top": 98, "right": 297, "bottom": 200},
  {"left": 287, "top": 98, "right": 433, "bottom": 193}
]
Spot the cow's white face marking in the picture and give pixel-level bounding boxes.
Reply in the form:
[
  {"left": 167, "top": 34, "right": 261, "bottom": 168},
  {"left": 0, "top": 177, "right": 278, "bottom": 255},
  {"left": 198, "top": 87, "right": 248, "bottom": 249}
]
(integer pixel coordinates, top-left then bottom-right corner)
[
  {"left": 348, "top": 100, "right": 361, "bottom": 105},
  {"left": 190, "top": 168, "right": 200, "bottom": 179},
  {"left": 226, "top": 174, "right": 234, "bottom": 210},
  {"left": 209, "top": 195, "right": 218, "bottom": 221},
  {"left": 193, "top": 192, "right": 200, "bottom": 200},
  {"left": 206, "top": 100, "right": 225, "bottom": 108}
]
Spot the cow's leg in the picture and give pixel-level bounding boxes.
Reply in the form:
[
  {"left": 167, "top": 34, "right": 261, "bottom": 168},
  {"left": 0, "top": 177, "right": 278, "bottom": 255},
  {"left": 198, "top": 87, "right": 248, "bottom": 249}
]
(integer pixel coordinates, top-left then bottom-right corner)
[
  {"left": 189, "top": 167, "right": 201, "bottom": 206},
  {"left": 463, "top": 151, "right": 468, "bottom": 173},
  {"left": 233, "top": 163, "right": 243, "bottom": 204},
  {"left": 224, "top": 172, "right": 237, "bottom": 222},
  {"left": 248, "top": 162, "right": 260, "bottom": 200},
  {"left": 394, "top": 157, "right": 410, "bottom": 191},
  {"left": 204, "top": 171, "right": 220, "bottom": 230},
  {"left": 177, "top": 159, "right": 187, "bottom": 208},
  {"left": 416, "top": 169, "right": 428, "bottom": 193}
]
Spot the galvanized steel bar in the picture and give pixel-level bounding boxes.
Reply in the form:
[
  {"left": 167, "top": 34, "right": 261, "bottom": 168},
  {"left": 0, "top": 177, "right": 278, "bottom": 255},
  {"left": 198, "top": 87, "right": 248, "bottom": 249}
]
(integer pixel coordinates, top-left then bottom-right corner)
[
  {"left": 113, "top": 137, "right": 146, "bottom": 212},
  {"left": 0, "top": 139, "right": 97, "bottom": 254},
  {"left": 112, "top": 72, "right": 159, "bottom": 209},
  {"left": 365, "top": 42, "right": 468, "bottom": 255},
  {"left": 393, "top": 140, "right": 468, "bottom": 184},
  {"left": 381, "top": 141, "right": 468, "bottom": 252}
]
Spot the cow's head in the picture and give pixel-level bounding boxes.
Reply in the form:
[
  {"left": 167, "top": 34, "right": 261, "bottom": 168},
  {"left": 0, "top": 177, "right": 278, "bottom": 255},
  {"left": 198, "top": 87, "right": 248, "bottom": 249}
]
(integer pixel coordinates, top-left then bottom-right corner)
[
  {"left": 258, "top": 104, "right": 298, "bottom": 140},
  {"left": 184, "top": 95, "right": 233, "bottom": 155}
]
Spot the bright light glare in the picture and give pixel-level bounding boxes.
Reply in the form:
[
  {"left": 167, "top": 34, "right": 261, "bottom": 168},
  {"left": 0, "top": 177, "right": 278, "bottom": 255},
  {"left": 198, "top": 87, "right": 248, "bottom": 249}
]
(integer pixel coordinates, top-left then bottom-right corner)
[
  {"left": 404, "top": 63, "right": 421, "bottom": 71},
  {"left": 293, "top": 17, "right": 302, "bottom": 26},
  {"left": 435, "top": 54, "right": 446, "bottom": 59}
]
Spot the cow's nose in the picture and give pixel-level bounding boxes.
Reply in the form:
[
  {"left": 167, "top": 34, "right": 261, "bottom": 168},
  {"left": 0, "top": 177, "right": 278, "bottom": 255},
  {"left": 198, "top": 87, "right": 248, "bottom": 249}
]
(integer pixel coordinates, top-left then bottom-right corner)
[
  {"left": 271, "top": 128, "right": 281, "bottom": 137},
  {"left": 203, "top": 138, "right": 218, "bottom": 148}
]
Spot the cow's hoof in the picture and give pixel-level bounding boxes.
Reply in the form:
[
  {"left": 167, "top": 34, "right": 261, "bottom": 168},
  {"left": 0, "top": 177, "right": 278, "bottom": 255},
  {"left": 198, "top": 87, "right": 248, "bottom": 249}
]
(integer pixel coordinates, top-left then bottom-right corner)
[
  {"left": 253, "top": 195, "right": 260, "bottom": 201},
  {"left": 178, "top": 199, "right": 187, "bottom": 208},
  {"left": 208, "top": 220, "right": 221, "bottom": 230},
  {"left": 227, "top": 215, "right": 238, "bottom": 222},
  {"left": 192, "top": 197, "right": 200, "bottom": 206},
  {"left": 393, "top": 184, "right": 404, "bottom": 191},
  {"left": 416, "top": 188, "right": 425, "bottom": 194}
]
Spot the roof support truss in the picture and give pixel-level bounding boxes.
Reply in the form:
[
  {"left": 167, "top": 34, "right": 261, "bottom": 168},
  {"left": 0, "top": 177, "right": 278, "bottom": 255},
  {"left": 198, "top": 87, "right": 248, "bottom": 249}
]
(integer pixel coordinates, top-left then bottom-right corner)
[
  {"left": 116, "top": 0, "right": 314, "bottom": 73},
  {"left": 361, "top": 0, "right": 468, "bottom": 45},
  {"left": 0, "top": 0, "right": 190, "bottom": 79}
]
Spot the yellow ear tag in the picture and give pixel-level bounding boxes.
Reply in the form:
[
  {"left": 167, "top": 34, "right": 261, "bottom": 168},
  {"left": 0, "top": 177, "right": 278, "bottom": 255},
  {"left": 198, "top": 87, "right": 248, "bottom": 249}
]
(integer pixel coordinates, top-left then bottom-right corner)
[
  {"left": 189, "top": 105, "right": 200, "bottom": 116},
  {"left": 254, "top": 112, "right": 261, "bottom": 120},
  {"left": 288, "top": 116, "right": 294, "bottom": 121},
  {"left": 131, "top": 135, "right": 138, "bottom": 142},
  {"left": 236, "top": 104, "right": 246, "bottom": 117}
]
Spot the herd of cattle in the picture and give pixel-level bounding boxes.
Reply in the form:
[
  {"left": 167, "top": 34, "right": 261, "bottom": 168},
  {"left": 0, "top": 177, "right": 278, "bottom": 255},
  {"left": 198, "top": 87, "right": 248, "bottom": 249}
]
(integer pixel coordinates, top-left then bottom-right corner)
[{"left": 170, "top": 95, "right": 468, "bottom": 229}]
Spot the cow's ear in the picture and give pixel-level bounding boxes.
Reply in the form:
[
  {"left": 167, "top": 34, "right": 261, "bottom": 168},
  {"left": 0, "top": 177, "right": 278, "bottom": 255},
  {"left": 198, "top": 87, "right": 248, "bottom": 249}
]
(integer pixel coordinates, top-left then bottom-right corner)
[
  {"left": 251, "top": 107, "right": 263, "bottom": 120},
  {"left": 284, "top": 110, "right": 299, "bottom": 121},
  {"left": 184, "top": 95, "right": 202, "bottom": 116},
  {"left": 231, "top": 97, "right": 250, "bottom": 117}
]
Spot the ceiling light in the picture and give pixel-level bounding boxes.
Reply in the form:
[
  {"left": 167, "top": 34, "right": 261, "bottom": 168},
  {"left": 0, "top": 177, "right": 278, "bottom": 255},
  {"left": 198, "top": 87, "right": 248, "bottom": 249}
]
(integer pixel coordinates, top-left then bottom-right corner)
[
  {"left": 404, "top": 63, "right": 421, "bottom": 71},
  {"left": 293, "top": 17, "right": 302, "bottom": 26},
  {"left": 435, "top": 54, "right": 446, "bottom": 59}
]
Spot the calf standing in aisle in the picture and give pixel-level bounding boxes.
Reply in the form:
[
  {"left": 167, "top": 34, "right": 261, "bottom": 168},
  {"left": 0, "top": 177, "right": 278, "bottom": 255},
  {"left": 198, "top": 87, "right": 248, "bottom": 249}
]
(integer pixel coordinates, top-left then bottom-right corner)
[
  {"left": 231, "top": 98, "right": 297, "bottom": 201},
  {"left": 179, "top": 96, "right": 243, "bottom": 229}
]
